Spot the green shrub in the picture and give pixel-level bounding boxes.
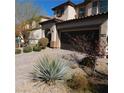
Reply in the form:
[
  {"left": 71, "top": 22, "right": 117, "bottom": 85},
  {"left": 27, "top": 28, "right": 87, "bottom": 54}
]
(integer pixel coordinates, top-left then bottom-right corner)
[
  {"left": 38, "top": 38, "right": 49, "bottom": 48},
  {"left": 15, "top": 48, "right": 21, "bottom": 54},
  {"left": 30, "top": 57, "right": 69, "bottom": 86},
  {"left": 23, "top": 46, "right": 32, "bottom": 53},
  {"left": 79, "top": 56, "right": 96, "bottom": 69},
  {"left": 33, "top": 45, "right": 42, "bottom": 52},
  {"left": 66, "top": 72, "right": 88, "bottom": 90}
]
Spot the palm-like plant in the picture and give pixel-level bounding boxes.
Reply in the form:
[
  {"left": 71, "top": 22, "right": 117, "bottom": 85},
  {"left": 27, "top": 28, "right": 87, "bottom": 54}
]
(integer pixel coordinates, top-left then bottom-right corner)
[{"left": 30, "top": 57, "right": 69, "bottom": 86}]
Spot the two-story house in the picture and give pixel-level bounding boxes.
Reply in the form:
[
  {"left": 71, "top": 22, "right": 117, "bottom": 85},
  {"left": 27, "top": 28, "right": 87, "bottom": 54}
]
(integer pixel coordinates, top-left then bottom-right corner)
[{"left": 38, "top": 0, "right": 108, "bottom": 56}]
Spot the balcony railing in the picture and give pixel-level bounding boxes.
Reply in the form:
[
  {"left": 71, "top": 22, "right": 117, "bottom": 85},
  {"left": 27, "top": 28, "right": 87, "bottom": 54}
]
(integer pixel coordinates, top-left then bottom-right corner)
[
  {"left": 92, "top": 6, "right": 108, "bottom": 15},
  {"left": 99, "top": 6, "right": 108, "bottom": 13}
]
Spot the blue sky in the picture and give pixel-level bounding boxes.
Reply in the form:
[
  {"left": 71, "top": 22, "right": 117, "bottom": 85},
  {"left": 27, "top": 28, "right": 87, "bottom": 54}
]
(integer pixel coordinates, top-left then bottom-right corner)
[{"left": 17, "top": 0, "right": 84, "bottom": 16}]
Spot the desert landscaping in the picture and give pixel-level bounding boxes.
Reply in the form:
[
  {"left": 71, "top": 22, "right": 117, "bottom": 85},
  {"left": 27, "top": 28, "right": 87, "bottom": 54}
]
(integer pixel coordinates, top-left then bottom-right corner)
[
  {"left": 16, "top": 48, "right": 108, "bottom": 93},
  {"left": 15, "top": 0, "right": 108, "bottom": 93}
]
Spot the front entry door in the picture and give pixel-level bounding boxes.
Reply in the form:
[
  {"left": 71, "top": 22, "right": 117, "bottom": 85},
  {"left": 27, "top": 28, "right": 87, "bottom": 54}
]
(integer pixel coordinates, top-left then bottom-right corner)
[{"left": 45, "top": 29, "right": 51, "bottom": 47}]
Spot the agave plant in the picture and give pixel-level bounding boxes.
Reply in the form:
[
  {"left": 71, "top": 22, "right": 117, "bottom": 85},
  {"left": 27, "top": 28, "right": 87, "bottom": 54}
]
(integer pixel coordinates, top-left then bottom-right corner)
[{"left": 30, "top": 57, "right": 69, "bottom": 86}]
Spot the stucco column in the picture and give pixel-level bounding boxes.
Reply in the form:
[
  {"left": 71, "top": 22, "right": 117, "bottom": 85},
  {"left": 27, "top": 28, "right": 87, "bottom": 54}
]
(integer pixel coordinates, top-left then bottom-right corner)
[
  {"left": 41, "top": 30, "right": 45, "bottom": 38},
  {"left": 99, "top": 20, "right": 108, "bottom": 58},
  {"left": 50, "top": 24, "right": 60, "bottom": 48},
  {"left": 40, "top": 25, "right": 45, "bottom": 38}
]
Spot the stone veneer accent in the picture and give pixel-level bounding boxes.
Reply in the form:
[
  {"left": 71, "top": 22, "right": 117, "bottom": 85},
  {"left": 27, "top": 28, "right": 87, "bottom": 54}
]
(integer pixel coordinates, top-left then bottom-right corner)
[{"left": 50, "top": 41, "right": 60, "bottom": 48}]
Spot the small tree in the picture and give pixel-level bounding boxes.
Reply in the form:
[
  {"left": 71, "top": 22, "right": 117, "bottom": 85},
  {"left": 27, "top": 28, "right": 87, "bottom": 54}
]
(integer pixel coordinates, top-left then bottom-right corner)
[
  {"left": 38, "top": 38, "right": 49, "bottom": 49},
  {"left": 21, "top": 31, "right": 30, "bottom": 46},
  {"left": 15, "top": 0, "right": 47, "bottom": 45},
  {"left": 15, "top": 0, "right": 46, "bottom": 25}
]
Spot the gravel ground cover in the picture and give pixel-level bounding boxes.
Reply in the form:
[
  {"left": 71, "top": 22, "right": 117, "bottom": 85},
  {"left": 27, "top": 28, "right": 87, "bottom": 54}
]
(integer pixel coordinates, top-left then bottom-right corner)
[
  {"left": 16, "top": 48, "right": 85, "bottom": 87},
  {"left": 16, "top": 48, "right": 107, "bottom": 93}
]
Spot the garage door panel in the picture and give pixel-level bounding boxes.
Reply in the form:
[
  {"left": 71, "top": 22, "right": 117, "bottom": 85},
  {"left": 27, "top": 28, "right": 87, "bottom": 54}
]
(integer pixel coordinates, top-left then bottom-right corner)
[{"left": 61, "top": 30, "right": 99, "bottom": 53}]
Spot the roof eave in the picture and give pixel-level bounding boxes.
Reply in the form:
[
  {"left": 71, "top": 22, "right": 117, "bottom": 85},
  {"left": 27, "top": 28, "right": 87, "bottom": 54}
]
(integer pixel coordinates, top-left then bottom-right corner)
[
  {"left": 52, "top": 1, "right": 75, "bottom": 11},
  {"left": 39, "top": 18, "right": 63, "bottom": 25}
]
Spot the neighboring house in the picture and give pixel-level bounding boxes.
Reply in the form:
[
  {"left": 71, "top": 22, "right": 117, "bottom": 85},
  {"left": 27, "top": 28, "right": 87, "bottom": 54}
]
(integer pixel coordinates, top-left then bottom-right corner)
[
  {"left": 23, "top": 16, "right": 52, "bottom": 44},
  {"left": 25, "top": 0, "right": 108, "bottom": 56}
]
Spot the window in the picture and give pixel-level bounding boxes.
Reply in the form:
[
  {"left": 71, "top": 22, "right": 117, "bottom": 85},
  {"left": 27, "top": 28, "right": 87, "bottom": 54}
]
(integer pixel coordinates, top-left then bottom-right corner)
[
  {"left": 56, "top": 9, "right": 64, "bottom": 17},
  {"left": 79, "top": 8, "right": 85, "bottom": 17},
  {"left": 92, "top": 1, "right": 98, "bottom": 7},
  {"left": 60, "top": 9, "right": 64, "bottom": 14},
  {"left": 99, "top": 0, "right": 108, "bottom": 13},
  {"left": 92, "top": 1, "right": 98, "bottom": 15}
]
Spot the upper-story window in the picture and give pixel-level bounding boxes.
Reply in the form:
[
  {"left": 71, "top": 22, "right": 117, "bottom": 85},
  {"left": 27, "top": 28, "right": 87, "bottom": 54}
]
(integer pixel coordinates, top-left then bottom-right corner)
[
  {"left": 92, "top": 1, "right": 98, "bottom": 15},
  {"left": 79, "top": 8, "right": 85, "bottom": 17},
  {"left": 60, "top": 9, "right": 64, "bottom": 15},
  {"left": 92, "top": 1, "right": 98, "bottom": 7},
  {"left": 99, "top": 0, "right": 108, "bottom": 13},
  {"left": 56, "top": 9, "right": 65, "bottom": 17}
]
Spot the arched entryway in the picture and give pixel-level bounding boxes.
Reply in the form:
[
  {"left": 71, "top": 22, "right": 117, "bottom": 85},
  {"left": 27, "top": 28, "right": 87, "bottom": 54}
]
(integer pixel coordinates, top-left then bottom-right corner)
[{"left": 45, "top": 29, "right": 51, "bottom": 47}]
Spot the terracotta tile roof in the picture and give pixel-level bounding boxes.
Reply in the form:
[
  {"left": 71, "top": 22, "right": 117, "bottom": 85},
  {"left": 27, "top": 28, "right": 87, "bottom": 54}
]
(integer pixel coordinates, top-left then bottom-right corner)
[
  {"left": 57, "top": 12, "right": 108, "bottom": 24},
  {"left": 39, "top": 12, "right": 107, "bottom": 25}
]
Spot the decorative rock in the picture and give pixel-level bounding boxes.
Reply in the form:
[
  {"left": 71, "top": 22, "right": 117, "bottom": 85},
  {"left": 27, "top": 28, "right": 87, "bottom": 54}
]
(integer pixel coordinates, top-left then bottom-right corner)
[
  {"left": 83, "top": 66, "right": 94, "bottom": 76},
  {"left": 72, "top": 68, "right": 88, "bottom": 77},
  {"left": 69, "top": 63, "right": 79, "bottom": 69},
  {"left": 95, "top": 58, "right": 108, "bottom": 75}
]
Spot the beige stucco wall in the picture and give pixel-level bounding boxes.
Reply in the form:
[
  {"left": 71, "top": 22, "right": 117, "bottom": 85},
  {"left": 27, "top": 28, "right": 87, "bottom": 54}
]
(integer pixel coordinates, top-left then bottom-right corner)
[
  {"left": 66, "top": 5, "right": 76, "bottom": 20},
  {"left": 56, "top": 5, "right": 76, "bottom": 21},
  {"left": 32, "top": 21, "right": 36, "bottom": 28},
  {"left": 50, "top": 25, "right": 57, "bottom": 42},
  {"left": 29, "top": 29, "right": 45, "bottom": 44},
  {"left": 100, "top": 20, "right": 108, "bottom": 35},
  {"left": 86, "top": 2, "right": 92, "bottom": 16},
  {"left": 99, "top": 20, "right": 108, "bottom": 57},
  {"left": 50, "top": 24, "right": 61, "bottom": 48}
]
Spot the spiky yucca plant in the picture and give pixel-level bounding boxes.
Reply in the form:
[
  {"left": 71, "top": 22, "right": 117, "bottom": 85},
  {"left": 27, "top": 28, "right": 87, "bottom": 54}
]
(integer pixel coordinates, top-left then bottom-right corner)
[{"left": 30, "top": 57, "right": 69, "bottom": 86}]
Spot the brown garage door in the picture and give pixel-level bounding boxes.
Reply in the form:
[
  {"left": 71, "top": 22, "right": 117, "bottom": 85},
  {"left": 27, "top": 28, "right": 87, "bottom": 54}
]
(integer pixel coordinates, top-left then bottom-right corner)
[{"left": 61, "top": 30, "right": 99, "bottom": 54}]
